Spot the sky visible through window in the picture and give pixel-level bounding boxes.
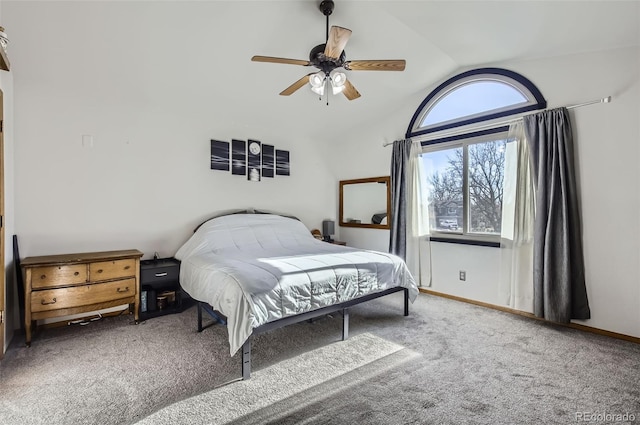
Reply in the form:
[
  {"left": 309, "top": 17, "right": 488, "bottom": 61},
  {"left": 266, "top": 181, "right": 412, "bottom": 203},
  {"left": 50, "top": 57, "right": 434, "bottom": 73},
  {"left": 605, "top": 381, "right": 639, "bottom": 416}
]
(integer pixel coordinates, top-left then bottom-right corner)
[
  {"left": 422, "top": 80, "right": 527, "bottom": 127},
  {"left": 422, "top": 149, "right": 453, "bottom": 193}
]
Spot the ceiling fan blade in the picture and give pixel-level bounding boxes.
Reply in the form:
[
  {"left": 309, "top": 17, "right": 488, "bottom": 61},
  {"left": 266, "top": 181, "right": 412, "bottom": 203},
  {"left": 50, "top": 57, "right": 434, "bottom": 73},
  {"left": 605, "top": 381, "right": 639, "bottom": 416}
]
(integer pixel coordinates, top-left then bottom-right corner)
[
  {"left": 342, "top": 79, "right": 361, "bottom": 101},
  {"left": 324, "top": 26, "right": 352, "bottom": 60},
  {"left": 279, "top": 74, "right": 313, "bottom": 96},
  {"left": 345, "top": 60, "right": 406, "bottom": 71},
  {"left": 252, "top": 55, "right": 311, "bottom": 66}
]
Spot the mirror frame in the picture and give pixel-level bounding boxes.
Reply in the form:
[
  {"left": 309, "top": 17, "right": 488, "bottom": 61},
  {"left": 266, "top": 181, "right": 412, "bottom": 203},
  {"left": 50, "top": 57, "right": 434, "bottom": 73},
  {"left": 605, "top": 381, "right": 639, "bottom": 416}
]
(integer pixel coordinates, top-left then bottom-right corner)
[{"left": 339, "top": 176, "right": 391, "bottom": 229}]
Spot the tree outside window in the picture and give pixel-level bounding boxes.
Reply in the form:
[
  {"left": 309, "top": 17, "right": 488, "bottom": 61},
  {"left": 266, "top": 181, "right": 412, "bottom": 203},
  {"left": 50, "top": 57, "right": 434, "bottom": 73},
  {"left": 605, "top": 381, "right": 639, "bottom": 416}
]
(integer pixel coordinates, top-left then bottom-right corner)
[{"left": 422, "top": 137, "right": 506, "bottom": 237}]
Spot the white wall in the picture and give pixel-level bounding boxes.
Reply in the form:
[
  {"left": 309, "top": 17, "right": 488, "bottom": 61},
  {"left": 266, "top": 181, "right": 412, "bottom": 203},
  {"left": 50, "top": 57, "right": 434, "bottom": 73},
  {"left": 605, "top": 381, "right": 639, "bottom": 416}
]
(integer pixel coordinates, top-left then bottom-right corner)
[
  {"left": 429, "top": 243, "right": 501, "bottom": 305},
  {"left": 335, "top": 47, "right": 640, "bottom": 338}
]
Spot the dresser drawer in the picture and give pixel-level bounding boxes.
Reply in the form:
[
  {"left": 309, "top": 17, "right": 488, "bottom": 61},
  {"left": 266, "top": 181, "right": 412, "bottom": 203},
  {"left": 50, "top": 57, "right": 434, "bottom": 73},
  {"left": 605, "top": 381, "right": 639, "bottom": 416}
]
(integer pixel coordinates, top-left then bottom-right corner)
[
  {"left": 89, "top": 259, "right": 136, "bottom": 281},
  {"left": 31, "top": 278, "right": 136, "bottom": 313},
  {"left": 31, "top": 264, "right": 88, "bottom": 289}
]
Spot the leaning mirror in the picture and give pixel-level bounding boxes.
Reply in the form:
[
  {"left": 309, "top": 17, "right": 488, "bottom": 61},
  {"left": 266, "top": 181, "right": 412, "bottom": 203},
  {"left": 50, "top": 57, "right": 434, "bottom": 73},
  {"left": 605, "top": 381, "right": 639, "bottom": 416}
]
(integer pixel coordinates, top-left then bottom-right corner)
[{"left": 339, "top": 176, "right": 391, "bottom": 229}]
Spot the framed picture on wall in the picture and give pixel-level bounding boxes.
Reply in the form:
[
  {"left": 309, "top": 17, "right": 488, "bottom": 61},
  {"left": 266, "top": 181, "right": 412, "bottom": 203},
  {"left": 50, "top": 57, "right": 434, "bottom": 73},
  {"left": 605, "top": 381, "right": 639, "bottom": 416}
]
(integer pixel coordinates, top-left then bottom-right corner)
[
  {"left": 210, "top": 140, "right": 230, "bottom": 171},
  {"left": 248, "top": 139, "right": 261, "bottom": 182},
  {"left": 276, "top": 149, "right": 290, "bottom": 176},
  {"left": 232, "top": 139, "right": 247, "bottom": 176},
  {"left": 262, "top": 144, "right": 275, "bottom": 178}
]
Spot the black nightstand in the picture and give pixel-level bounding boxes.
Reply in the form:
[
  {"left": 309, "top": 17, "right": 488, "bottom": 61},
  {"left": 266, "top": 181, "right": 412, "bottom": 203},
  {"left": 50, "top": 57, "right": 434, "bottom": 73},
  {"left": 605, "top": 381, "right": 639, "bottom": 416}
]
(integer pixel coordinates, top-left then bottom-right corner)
[{"left": 139, "top": 257, "right": 193, "bottom": 321}]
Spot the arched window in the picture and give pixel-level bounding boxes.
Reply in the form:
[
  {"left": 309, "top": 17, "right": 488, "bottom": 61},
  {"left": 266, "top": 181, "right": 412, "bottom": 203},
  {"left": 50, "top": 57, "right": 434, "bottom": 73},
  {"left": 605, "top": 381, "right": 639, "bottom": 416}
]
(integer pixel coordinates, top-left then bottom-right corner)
[
  {"left": 407, "top": 68, "right": 546, "bottom": 138},
  {"left": 409, "top": 68, "right": 546, "bottom": 244}
]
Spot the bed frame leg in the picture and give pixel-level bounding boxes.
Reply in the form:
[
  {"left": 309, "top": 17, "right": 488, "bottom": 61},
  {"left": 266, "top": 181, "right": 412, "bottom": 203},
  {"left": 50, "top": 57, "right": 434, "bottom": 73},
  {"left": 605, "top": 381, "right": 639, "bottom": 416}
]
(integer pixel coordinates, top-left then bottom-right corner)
[
  {"left": 242, "top": 339, "right": 252, "bottom": 380},
  {"left": 342, "top": 308, "right": 349, "bottom": 341},
  {"left": 197, "top": 302, "right": 203, "bottom": 332},
  {"left": 404, "top": 288, "right": 409, "bottom": 316}
]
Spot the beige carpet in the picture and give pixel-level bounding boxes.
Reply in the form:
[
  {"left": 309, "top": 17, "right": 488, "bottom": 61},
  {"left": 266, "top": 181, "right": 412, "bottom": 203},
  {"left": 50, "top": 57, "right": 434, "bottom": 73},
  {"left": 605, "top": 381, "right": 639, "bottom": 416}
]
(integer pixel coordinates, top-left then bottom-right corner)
[
  {"left": 138, "top": 332, "right": 417, "bottom": 425},
  {"left": 1, "top": 293, "right": 639, "bottom": 425}
]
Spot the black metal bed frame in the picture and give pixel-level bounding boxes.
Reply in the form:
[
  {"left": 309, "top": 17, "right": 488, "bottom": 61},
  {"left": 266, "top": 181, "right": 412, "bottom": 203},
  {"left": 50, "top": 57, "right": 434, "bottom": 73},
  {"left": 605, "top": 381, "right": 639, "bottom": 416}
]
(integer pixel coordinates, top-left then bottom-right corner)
[{"left": 197, "top": 286, "right": 410, "bottom": 379}]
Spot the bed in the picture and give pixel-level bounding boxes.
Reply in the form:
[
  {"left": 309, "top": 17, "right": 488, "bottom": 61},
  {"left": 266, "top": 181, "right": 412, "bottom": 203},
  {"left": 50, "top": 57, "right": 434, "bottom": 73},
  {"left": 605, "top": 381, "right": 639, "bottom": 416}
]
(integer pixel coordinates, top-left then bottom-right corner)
[{"left": 175, "top": 210, "right": 418, "bottom": 378}]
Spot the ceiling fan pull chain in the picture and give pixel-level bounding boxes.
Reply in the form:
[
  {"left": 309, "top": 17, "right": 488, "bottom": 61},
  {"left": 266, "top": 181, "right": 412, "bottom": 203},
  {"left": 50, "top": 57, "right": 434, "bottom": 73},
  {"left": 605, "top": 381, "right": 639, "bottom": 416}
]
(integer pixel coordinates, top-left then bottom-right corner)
[{"left": 325, "top": 79, "right": 329, "bottom": 106}]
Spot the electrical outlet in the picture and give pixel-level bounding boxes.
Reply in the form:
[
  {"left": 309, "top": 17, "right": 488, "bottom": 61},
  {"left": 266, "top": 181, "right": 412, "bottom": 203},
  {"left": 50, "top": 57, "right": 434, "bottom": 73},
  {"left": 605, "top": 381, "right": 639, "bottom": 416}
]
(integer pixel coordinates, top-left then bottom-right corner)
[{"left": 459, "top": 271, "right": 466, "bottom": 281}]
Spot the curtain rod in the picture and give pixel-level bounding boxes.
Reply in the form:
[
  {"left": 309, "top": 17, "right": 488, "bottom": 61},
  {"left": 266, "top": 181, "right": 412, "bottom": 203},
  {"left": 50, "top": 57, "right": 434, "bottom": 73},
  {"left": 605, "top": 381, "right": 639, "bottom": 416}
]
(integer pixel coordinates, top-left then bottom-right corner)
[{"left": 383, "top": 96, "right": 612, "bottom": 147}]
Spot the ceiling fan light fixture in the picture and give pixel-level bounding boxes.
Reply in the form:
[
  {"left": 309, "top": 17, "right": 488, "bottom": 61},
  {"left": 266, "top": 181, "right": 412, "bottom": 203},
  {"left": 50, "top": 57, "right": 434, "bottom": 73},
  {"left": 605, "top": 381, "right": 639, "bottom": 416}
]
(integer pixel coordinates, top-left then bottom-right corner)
[
  {"left": 310, "top": 71, "right": 327, "bottom": 96},
  {"left": 309, "top": 71, "right": 326, "bottom": 88},
  {"left": 311, "top": 85, "right": 325, "bottom": 96},
  {"left": 331, "top": 82, "right": 345, "bottom": 95},
  {"left": 329, "top": 69, "right": 346, "bottom": 94},
  {"left": 329, "top": 69, "right": 346, "bottom": 87}
]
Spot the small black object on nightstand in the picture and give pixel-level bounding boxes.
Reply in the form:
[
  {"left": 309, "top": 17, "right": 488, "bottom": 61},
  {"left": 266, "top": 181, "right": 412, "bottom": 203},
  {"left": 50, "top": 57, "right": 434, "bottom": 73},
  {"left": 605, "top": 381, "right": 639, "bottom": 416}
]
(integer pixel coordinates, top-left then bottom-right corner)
[{"left": 139, "top": 257, "right": 193, "bottom": 321}]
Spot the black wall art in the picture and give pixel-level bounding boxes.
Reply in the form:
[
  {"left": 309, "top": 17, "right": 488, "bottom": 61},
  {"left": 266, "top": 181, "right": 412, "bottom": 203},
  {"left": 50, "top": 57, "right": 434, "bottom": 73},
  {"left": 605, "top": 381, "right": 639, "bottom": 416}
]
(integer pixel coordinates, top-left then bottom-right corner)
[
  {"left": 210, "top": 137, "right": 290, "bottom": 181},
  {"left": 231, "top": 139, "right": 247, "bottom": 176},
  {"left": 262, "top": 144, "right": 275, "bottom": 178},
  {"left": 276, "top": 149, "right": 290, "bottom": 176},
  {"left": 210, "top": 140, "right": 230, "bottom": 171}
]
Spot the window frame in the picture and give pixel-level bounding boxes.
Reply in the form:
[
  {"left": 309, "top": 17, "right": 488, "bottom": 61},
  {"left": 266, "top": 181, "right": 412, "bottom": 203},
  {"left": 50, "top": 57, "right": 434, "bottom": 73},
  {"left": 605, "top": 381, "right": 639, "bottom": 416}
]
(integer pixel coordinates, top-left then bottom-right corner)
[
  {"left": 408, "top": 68, "right": 546, "bottom": 247},
  {"left": 420, "top": 127, "right": 509, "bottom": 245},
  {"left": 406, "top": 68, "right": 546, "bottom": 138}
]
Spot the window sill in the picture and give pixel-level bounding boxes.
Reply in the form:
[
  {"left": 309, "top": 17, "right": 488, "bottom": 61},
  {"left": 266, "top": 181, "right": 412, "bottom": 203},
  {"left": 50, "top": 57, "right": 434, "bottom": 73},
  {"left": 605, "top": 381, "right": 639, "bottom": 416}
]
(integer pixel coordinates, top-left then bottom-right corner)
[{"left": 429, "top": 236, "right": 500, "bottom": 248}]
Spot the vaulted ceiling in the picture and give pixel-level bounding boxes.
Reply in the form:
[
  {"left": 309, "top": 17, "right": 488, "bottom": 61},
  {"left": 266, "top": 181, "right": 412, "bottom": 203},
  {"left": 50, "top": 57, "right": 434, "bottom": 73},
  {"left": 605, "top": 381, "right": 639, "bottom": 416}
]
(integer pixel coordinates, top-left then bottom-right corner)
[
  {"left": 4, "top": 1, "right": 639, "bottom": 142},
  {"left": 231, "top": 0, "right": 639, "bottom": 138}
]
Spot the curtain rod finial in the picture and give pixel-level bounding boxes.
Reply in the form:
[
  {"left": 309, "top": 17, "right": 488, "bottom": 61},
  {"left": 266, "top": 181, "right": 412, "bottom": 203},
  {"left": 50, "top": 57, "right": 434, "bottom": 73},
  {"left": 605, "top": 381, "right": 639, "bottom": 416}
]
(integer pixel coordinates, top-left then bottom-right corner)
[{"left": 603, "top": 96, "right": 612, "bottom": 103}]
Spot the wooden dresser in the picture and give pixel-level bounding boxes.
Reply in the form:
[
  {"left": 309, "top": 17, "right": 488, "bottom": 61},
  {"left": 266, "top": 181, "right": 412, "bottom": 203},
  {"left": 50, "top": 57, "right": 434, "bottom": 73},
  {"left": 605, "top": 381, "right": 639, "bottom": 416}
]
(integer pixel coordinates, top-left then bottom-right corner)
[{"left": 21, "top": 249, "right": 143, "bottom": 346}]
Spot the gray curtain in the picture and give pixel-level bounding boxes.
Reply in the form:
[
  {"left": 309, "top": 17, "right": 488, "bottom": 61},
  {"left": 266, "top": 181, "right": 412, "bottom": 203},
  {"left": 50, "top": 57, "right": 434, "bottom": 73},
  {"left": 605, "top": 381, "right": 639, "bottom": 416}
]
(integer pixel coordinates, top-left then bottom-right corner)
[
  {"left": 523, "top": 108, "right": 590, "bottom": 322},
  {"left": 389, "top": 139, "right": 412, "bottom": 259}
]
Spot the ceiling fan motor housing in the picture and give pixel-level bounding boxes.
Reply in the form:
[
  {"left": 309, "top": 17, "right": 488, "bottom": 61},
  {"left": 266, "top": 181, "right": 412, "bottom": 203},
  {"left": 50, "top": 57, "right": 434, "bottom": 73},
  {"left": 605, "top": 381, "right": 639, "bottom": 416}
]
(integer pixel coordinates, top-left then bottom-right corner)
[{"left": 309, "top": 43, "right": 346, "bottom": 73}]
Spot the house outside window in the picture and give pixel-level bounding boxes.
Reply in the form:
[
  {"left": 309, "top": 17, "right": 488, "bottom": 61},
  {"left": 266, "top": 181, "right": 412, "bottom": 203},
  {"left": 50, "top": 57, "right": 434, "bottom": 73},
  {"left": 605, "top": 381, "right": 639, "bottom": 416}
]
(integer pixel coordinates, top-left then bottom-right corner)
[{"left": 407, "top": 68, "right": 546, "bottom": 244}]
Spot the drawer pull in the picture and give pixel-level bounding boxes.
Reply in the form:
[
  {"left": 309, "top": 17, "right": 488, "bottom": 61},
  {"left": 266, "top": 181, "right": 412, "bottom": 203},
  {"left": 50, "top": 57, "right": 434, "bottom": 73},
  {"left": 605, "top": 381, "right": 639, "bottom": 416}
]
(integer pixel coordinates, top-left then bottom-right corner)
[
  {"left": 97, "top": 269, "right": 103, "bottom": 274},
  {"left": 117, "top": 287, "right": 130, "bottom": 293},
  {"left": 40, "top": 274, "right": 47, "bottom": 280},
  {"left": 41, "top": 298, "right": 57, "bottom": 305},
  {"left": 74, "top": 271, "right": 80, "bottom": 276},
  {"left": 155, "top": 272, "right": 168, "bottom": 277},
  {"left": 124, "top": 265, "right": 131, "bottom": 270}
]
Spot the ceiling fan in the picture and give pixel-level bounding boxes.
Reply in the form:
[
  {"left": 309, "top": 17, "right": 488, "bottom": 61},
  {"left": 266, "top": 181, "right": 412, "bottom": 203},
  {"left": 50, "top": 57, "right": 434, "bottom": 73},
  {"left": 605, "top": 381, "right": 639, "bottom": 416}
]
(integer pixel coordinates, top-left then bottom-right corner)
[{"left": 251, "top": 0, "right": 406, "bottom": 101}]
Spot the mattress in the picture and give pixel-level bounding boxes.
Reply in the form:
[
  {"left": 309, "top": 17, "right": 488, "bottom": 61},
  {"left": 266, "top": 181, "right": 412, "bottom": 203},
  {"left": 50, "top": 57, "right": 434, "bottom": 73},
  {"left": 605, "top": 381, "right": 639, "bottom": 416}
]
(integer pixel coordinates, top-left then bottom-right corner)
[{"left": 175, "top": 213, "right": 418, "bottom": 355}]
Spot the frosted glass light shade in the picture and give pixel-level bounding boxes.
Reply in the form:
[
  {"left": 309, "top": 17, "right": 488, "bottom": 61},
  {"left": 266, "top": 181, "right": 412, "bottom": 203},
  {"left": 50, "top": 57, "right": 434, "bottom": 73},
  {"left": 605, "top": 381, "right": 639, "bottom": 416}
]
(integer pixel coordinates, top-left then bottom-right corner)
[
  {"left": 329, "top": 69, "right": 346, "bottom": 94},
  {"left": 330, "top": 69, "right": 346, "bottom": 87},
  {"left": 310, "top": 72, "right": 325, "bottom": 88},
  {"left": 310, "top": 71, "right": 326, "bottom": 96},
  {"left": 311, "top": 84, "right": 325, "bottom": 96}
]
